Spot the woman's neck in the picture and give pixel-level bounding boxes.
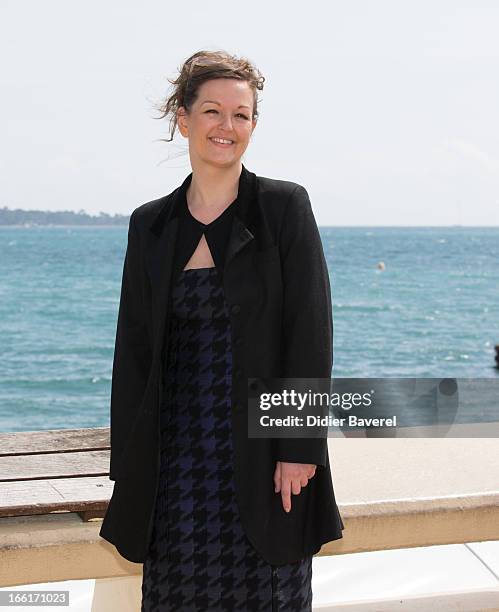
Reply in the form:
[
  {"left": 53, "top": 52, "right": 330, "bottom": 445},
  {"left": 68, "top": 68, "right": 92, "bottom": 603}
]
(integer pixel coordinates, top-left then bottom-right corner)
[{"left": 186, "top": 162, "right": 242, "bottom": 214}]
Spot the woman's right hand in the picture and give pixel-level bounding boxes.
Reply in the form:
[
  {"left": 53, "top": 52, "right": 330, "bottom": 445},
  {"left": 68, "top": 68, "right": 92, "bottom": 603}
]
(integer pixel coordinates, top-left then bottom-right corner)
[{"left": 273, "top": 460, "right": 316, "bottom": 513}]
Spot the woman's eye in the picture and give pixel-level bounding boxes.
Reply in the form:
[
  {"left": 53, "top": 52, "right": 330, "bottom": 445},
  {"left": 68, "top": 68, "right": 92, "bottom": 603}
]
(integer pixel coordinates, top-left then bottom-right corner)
[{"left": 205, "top": 109, "right": 249, "bottom": 120}]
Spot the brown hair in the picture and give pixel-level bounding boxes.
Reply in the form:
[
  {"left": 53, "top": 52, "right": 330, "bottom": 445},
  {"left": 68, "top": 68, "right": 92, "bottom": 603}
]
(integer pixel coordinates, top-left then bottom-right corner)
[{"left": 155, "top": 49, "right": 265, "bottom": 143}]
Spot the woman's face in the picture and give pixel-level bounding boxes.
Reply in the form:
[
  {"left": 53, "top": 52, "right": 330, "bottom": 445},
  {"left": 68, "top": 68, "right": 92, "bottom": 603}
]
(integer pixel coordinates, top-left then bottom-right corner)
[{"left": 177, "top": 78, "right": 257, "bottom": 169}]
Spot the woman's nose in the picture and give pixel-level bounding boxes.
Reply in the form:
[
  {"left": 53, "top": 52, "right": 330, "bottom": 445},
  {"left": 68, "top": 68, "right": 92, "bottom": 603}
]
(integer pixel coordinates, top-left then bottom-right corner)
[{"left": 219, "top": 113, "right": 234, "bottom": 130}]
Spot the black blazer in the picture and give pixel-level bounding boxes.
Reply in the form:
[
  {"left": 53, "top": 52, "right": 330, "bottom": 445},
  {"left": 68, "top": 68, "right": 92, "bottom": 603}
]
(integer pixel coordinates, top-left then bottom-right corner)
[{"left": 99, "top": 164, "right": 345, "bottom": 565}]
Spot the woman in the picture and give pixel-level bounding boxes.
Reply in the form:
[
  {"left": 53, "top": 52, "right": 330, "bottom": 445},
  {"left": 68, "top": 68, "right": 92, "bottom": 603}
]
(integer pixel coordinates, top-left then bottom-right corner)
[{"left": 99, "top": 49, "right": 344, "bottom": 611}]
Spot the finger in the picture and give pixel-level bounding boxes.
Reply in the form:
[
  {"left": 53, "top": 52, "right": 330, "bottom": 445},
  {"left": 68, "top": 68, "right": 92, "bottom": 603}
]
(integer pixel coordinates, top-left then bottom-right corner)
[
  {"left": 291, "top": 478, "right": 301, "bottom": 495},
  {"left": 281, "top": 479, "right": 291, "bottom": 513},
  {"left": 300, "top": 476, "right": 309, "bottom": 487}
]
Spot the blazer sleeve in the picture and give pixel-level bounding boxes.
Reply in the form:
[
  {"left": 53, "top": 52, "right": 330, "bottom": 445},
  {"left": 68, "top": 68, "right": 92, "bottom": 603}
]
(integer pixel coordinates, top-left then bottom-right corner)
[
  {"left": 109, "top": 211, "right": 153, "bottom": 480},
  {"left": 275, "top": 184, "right": 333, "bottom": 468}
]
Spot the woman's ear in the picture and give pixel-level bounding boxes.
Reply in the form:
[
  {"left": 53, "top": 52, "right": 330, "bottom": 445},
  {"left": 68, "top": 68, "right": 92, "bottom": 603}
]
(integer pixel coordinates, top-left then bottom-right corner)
[{"left": 177, "top": 107, "right": 188, "bottom": 138}]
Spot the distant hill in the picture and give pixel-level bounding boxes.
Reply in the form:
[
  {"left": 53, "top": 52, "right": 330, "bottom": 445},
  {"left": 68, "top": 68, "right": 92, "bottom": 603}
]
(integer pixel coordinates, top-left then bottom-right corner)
[{"left": 0, "top": 206, "right": 129, "bottom": 226}]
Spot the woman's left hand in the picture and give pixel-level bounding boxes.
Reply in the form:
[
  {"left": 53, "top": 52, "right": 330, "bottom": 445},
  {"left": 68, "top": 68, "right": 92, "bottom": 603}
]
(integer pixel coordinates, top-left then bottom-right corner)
[{"left": 273, "top": 461, "right": 317, "bottom": 513}]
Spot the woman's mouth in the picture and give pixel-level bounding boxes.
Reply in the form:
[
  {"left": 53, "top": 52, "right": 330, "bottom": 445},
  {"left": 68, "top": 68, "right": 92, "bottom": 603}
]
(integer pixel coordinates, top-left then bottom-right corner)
[{"left": 209, "top": 137, "right": 235, "bottom": 148}]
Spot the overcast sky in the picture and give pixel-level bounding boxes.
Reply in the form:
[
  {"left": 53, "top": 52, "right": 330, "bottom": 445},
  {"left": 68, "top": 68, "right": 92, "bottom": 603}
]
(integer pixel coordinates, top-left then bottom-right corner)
[{"left": 2, "top": 0, "right": 498, "bottom": 225}]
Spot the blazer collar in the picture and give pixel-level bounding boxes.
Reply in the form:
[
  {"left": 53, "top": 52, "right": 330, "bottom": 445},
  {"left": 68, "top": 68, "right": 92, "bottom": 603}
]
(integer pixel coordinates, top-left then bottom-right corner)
[{"left": 148, "top": 162, "right": 258, "bottom": 237}]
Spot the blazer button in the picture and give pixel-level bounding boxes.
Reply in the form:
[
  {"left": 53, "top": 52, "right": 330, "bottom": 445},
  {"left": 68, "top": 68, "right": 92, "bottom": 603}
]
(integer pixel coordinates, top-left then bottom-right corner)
[
  {"left": 233, "top": 337, "right": 243, "bottom": 347},
  {"left": 234, "top": 368, "right": 242, "bottom": 379},
  {"left": 231, "top": 304, "right": 241, "bottom": 315}
]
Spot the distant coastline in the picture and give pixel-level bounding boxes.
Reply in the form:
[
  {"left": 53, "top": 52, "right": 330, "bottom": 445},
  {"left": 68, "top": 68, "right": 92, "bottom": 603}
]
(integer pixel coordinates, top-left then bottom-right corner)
[{"left": 0, "top": 206, "right": 129, "bottom": 226}]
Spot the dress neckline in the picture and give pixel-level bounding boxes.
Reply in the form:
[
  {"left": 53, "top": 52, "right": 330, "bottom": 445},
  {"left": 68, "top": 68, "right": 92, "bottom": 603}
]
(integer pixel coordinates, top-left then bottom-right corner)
[
  {"left": 181, "top": 174, "right": 240, "bottom": 229},
  {"left": 184, "top": 196, "right": 237, "bottom": 228}
]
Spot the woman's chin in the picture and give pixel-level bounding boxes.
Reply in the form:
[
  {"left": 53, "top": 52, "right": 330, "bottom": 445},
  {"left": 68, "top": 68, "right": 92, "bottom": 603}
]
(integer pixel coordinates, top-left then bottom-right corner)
[{"left": 198, "top": 151, "right": 241, "bottom": 168}]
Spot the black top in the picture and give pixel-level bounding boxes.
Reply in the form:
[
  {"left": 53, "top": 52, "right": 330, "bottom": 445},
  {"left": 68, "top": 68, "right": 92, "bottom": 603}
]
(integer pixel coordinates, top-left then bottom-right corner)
[{"left": 171, "top": 176, "right": 241, "bottom": 284}]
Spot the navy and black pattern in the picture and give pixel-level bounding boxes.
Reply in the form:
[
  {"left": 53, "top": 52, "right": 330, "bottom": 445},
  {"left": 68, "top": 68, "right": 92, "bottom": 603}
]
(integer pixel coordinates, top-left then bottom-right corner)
[{"left": 141, "top": 266, "right": 313, "bottom": 611}]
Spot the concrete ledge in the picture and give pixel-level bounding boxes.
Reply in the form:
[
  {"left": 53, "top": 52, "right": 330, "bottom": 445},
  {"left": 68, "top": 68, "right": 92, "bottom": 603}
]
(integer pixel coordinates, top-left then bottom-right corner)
[
  {"left": 1, "top": 437, "right": 498, "bottom": 588},
  {"left": 1, "top": 490, "right": 498, "bottom": 587},
  {"left": 319, "top": 492, "right": 499, "bottom": 556},
  {"left": 0, "top": 514, "right": 142, "bottom": 587}
]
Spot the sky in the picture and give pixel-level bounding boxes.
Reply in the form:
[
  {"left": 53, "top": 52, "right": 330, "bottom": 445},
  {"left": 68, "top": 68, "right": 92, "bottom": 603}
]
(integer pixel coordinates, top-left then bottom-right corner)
[{"left": 1, "top": 0, "right": 499, "bottom": 226}]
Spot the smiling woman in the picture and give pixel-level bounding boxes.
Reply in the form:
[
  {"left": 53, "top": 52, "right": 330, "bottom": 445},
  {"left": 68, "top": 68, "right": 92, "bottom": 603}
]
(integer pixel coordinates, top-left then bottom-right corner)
[{"left": 99, "top": 49, "right": 344, "bottom": 612}]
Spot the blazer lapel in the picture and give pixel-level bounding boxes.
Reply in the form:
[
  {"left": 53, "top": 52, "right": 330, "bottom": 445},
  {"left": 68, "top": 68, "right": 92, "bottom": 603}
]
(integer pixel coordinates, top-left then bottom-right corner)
[
  {"left": 224, "top": 215, "right": 254, "bottom": 273},
  {"left": 224, "top": 163, "right": 259, "bottom": 272}
]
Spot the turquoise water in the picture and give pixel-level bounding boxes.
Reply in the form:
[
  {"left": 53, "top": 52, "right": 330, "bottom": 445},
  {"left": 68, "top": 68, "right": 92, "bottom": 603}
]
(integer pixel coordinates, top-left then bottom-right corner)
[{"left": 1, "top": 226, "right": 498, "bottom": 432}]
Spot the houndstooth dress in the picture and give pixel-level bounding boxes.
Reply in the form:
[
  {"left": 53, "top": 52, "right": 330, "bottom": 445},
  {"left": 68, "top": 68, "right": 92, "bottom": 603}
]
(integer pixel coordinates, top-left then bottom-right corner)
[{"left": 140, "top": 265, "right": 313, "bottom": 611}]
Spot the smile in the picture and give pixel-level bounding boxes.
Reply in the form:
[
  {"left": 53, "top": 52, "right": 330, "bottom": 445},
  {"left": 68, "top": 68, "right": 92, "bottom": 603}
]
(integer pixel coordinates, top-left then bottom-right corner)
[{"left": 209, "top": 137, "right": 234, "bottom": 146}]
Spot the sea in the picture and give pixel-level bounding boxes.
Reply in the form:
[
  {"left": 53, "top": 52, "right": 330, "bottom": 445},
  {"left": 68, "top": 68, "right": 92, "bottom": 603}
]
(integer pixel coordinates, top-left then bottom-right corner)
[{"left": 0, "top": 226, "right": 498, "bottom": 433}]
